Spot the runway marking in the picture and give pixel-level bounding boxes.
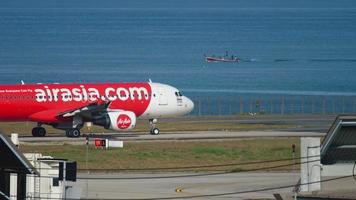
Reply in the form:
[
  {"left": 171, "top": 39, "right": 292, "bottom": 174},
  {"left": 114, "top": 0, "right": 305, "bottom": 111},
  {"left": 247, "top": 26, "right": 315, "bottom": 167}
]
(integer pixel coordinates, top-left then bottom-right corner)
[{"left": 175, "top": 187, "right": 183, "bottom": 193}]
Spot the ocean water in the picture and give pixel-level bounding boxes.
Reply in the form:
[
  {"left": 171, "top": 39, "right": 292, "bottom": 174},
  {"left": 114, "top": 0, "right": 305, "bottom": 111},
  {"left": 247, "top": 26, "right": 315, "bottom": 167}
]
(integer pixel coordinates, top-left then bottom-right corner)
[{"left": 1, "top": 0, "right": 356, "bottom": 114}]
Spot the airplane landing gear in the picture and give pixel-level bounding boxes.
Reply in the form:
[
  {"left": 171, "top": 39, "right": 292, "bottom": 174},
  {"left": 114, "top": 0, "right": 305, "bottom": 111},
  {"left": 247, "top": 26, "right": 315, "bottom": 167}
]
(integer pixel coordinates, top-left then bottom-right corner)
[
  {"left": 32, "top": 127, "right": 46, "bottom": 137},
  {"left": 149, "top": 119, "right": 160, "bottom": 135},
  {"left": 66, "top": 128, "right": 81, "bottom": 138},
  {"left": 64, "top": 115, "right": 83, "bottom": 138},
  {"left": 150, "top": 128, "right": 160, "bottom": 135}
]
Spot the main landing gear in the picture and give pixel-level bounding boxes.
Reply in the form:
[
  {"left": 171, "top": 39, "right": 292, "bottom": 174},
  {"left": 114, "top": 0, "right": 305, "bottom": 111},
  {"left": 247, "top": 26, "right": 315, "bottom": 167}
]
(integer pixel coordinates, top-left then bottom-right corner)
[
  {"left": 65, "top": 128, "right": 81, "bottom": 138},
  {"left": 149, "top": 119, "right": 160, "bottom": 135},
  {"left": 65, "top": 115, "right": 82, "bottom": 138},
  {"left": 32, "top": 127, "right": 46, "bottom": 137}
]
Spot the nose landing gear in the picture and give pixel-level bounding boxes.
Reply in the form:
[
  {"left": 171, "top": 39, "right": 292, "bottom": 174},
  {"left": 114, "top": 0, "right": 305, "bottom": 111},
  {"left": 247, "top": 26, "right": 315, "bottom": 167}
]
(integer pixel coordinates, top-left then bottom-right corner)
[
  {"left": 150, "top": 127, "right": 160, "bottom": 135},
  {"left": 149, "top": 119, "right": 160, "bottom": 135}
]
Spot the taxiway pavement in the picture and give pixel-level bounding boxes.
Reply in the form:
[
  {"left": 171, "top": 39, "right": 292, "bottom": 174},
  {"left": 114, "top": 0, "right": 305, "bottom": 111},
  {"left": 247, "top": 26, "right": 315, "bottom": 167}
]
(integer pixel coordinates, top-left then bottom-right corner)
[
  {"left": 74, "top": 172, "right": 299, "bottom": 199},
  {"left": 19, "top": 130, "right": 324, "bottom": 144}
]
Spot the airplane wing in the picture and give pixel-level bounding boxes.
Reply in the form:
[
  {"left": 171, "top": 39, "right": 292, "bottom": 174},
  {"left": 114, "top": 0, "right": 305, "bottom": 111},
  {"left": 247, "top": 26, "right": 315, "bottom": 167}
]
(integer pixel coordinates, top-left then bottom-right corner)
[
  {"left": 29, "top": 101, "right": 111, "bottom": 123},
  {"left": 58, "top": 101, "right": 111, "bottom": 117}
]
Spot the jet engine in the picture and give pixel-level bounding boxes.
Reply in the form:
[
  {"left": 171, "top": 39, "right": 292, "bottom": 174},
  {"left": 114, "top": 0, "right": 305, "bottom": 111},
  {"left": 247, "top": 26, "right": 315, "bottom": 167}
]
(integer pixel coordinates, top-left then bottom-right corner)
[{"left": 93, "top": 111, "right": 136, "bottom": 131}]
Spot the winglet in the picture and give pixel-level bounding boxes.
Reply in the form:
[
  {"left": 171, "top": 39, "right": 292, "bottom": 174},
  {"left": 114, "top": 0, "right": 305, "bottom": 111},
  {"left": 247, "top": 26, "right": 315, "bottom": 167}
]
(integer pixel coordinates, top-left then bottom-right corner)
[
  {"left": 21, "top": 80, "right": 25, "bottom": 85},
  {"left": 148, "top": 79, "right": 152, "bottom": 83}
]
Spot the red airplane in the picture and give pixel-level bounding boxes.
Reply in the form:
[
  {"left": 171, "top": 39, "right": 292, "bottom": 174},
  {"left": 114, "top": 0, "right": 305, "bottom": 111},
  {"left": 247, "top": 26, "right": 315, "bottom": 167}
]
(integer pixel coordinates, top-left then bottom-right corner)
[{"left": 0, "top": 81, "right": 194, "bottom": 137}]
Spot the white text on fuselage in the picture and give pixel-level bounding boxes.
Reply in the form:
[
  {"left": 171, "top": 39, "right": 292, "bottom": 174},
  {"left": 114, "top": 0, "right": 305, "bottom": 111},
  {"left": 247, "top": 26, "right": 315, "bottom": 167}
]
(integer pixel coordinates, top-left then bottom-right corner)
[{"left": 34, "top": 86, "right": 149, "bottom": 102}]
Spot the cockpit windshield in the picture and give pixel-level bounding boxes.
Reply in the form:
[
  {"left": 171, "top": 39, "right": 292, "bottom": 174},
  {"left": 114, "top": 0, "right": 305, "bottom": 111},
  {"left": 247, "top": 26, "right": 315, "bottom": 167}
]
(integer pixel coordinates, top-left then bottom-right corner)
[{"left": 175, "top": 91, "right": 183, "bottom": 97}]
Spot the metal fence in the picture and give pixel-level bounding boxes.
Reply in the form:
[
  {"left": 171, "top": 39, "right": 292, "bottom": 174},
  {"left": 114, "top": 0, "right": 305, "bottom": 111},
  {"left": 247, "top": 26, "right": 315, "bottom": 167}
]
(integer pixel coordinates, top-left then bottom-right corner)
[{"left": 190, "top": 95, "right": 356, "bottom": 116}]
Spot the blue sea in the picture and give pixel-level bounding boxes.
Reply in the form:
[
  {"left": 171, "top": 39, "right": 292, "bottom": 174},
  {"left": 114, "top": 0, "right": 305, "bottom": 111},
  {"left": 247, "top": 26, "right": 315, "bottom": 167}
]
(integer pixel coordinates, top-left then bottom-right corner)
[{"left": 1, "top": 0, "right": 356, "bottom": 115}]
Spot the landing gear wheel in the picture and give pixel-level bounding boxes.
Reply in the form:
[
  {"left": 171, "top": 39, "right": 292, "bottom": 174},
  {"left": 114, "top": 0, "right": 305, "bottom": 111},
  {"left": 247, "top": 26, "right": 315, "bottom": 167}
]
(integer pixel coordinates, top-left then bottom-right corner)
[
  {"left": 149, "top": 119, "right": 159, "bottom": 135},
  {"left": 38, "top": 127, "right": 46, "bottom": 137},
  {"left": 71, "top": 128, "right": 81, "bottom": 138},
  {"left": 65, "top": 130, "right": 71, "bottom": 137},
  {"left": 32, "top": 128, "right": 38, "bottom": 137},
  {"left": 65, "top": 129, "right": 81, "bottom": 138},
  {"left": 150, "top": 128, "right": 160, "bottom": 135},
  {"left": 32, "top": 127, "right": 46, "bottom": 137}
]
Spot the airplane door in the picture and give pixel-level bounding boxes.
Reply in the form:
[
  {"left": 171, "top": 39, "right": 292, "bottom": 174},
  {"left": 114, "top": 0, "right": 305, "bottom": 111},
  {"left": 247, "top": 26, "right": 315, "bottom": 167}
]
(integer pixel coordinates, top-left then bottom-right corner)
[{"left": 158, "top": 87, "right": 168, "bottom": 105}]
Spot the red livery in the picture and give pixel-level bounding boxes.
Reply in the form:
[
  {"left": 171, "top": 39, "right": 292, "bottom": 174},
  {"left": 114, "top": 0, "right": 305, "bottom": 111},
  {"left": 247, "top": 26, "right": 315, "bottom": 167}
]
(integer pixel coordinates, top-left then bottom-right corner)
[{"left": 0, "top": 81, "right": 194, "bottom": 137}]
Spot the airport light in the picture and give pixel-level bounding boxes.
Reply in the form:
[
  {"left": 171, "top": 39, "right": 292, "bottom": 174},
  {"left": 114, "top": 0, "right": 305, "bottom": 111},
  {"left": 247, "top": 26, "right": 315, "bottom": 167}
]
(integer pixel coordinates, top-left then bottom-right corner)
[{"left": 94, "top": 139, "right": 107, "bottom": 148}]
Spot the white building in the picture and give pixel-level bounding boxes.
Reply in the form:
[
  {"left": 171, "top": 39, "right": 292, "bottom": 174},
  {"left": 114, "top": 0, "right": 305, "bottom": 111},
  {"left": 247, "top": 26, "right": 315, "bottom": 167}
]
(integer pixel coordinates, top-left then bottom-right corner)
[
  {"left": 1, "top": 133, "right": 81, "bottom": 200},
  {"left": 12, "top": 153, "right": 81, "bottom": 200}
]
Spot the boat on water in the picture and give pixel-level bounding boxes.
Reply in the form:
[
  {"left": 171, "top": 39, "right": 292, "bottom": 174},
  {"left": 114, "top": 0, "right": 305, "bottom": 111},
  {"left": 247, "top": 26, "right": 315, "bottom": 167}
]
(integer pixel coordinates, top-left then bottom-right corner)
[
  {"left": 205, "top": 56, "right": 240, "bottom": 62},
  {"left": 204, "top": 51, "right": 240, "bottom": 62}
]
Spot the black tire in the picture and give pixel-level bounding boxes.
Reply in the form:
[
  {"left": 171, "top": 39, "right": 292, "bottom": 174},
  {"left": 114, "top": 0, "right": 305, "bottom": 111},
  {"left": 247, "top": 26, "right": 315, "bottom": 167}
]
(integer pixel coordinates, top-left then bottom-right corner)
[
  {"left": 72, "top": 129, "right": 81, "bottom": 138},
  {"left": 38, "top": 127, "right": 46, "bottom": 137},
  {"left": 150, "top": 128, "right": 160, "bottom": 135},
  {"left": 65, "top": 130, "right": 72, "bottom": 137},
  {"left": 32, "top": 127, "right": 46, "bottom": 137},
  {"left": 32, "top": 127, "right": 39, "bottom": 137},
  {"left": 65, "top": 129, "right": 81, "bottom": 138}
]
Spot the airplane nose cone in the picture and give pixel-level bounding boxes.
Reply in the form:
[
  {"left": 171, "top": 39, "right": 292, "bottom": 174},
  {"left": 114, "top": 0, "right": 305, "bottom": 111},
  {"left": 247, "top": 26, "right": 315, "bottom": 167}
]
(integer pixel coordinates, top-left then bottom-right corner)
[{"left": 184, "top": 96, "right": 194, "bottom": 114}]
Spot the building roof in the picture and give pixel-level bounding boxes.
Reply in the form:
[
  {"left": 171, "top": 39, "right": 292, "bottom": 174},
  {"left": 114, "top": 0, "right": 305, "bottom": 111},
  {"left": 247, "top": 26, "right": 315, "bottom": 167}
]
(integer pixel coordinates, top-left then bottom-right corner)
[
  {"left": 0, "top": 133, "right": 38, "bottom": 174},
  {"left": 321, "top": 115, "right": 356, "bottom": 164}
]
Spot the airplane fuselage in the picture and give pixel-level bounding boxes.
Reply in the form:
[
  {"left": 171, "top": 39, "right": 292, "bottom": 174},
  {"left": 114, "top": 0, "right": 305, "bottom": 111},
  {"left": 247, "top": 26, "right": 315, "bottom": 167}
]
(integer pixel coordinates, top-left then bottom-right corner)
[{"left": 0, "top": 82, "right": 194, "bottom": 136}]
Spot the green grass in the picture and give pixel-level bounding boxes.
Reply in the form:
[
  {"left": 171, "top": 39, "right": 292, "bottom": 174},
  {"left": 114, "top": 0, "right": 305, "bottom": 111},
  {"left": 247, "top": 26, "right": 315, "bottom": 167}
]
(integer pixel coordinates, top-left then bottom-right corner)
[
  {"left": 19, "top": 138, "right": 300, "bottom": 172},
  {"left": 193, "top": 147, "right": 228, "bottom": 155}
]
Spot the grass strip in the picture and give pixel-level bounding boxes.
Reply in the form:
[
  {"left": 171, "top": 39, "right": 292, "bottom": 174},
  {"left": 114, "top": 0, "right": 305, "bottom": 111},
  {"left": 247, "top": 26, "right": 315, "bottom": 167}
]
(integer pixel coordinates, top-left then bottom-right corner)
[{"left": 19, "top": 138, "right": 300, "bottom": 172}]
